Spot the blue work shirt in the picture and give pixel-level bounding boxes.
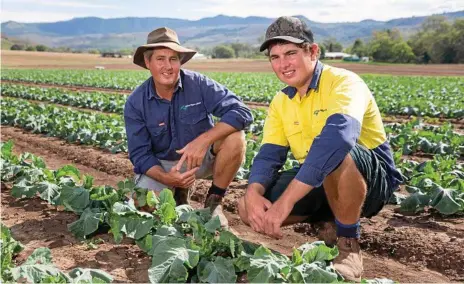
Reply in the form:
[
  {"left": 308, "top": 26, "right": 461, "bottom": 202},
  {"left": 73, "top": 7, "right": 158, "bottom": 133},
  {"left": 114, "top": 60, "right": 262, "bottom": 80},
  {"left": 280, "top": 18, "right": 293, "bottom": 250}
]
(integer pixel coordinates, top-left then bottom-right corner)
[{"left": 124, "top": 69, "right": 253, "bottom": 174}]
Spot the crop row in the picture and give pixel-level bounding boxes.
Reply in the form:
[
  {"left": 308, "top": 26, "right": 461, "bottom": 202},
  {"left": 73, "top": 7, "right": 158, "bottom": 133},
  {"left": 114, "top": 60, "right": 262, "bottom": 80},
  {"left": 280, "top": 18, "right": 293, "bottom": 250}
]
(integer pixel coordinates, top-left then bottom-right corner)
[
  {"left": 2, "top": 69, "right": 463, "bottom": 118},
  {"left": 2, "top": 95, "right": 462, "bottom": 158}
]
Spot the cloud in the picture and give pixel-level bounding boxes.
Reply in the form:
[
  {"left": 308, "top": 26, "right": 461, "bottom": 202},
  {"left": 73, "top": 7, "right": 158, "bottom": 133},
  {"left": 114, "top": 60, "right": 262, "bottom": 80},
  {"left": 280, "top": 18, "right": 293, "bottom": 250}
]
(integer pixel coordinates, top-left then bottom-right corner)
[
  {"left": 3, "top": 0, "right": 121, "bottom": 9},
  {"left": 1, "top": 0, "right": 463, "bottom": 23},
  {"left": 1, "top": 10, "right": 81, "bottom": 23}
]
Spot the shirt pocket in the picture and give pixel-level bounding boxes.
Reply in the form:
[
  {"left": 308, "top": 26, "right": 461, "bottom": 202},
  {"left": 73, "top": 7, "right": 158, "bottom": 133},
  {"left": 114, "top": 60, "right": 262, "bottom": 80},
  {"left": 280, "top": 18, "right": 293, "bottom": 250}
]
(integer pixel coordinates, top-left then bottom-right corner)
[
  {"left": 180, "top": 110, "right": 211, "bottom": 135},
  {"left": 147, "top": 124, "right": 170, "bottom": 153},
  {"left": 283, "top": 123, "right": 305, "bottom": 159}
]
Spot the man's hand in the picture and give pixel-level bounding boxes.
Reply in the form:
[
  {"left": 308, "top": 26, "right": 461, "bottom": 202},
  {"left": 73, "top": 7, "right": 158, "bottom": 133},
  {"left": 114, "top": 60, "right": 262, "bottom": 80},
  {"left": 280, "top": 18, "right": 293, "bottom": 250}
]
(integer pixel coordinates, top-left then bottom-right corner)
[
  {"left": 163, "top": 167, "right": 199, "bottom": 188},
  {"left": 176, "top": 136, "right": 210, "bottom": 171},
  {"left": 262, "top": 179, "right": 314, "bottom": 239},
  {"left": 263, "top": 198, "right": 293, "bottom": 239},
  {"left": 244, "top": 184, "right": 272, "bottom": 233}
]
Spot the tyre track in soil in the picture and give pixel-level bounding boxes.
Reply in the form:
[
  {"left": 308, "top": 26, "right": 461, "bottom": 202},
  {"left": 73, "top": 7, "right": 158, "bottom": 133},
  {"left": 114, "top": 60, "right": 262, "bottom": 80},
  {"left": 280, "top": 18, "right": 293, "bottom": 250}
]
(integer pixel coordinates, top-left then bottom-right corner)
[
  {"left": 2, "top": 126, "right": 463, "bottom": 281},
  {"left": 3, "top": 80, "right": 463, "bottom": 128}
]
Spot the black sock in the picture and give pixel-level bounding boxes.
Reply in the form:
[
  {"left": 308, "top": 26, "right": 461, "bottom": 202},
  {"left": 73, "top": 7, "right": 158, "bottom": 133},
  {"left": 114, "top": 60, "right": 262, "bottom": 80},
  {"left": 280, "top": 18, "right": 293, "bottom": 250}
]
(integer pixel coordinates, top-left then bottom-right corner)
[{"left": 207, "top": 183, "right": 227, "bottom": 197}]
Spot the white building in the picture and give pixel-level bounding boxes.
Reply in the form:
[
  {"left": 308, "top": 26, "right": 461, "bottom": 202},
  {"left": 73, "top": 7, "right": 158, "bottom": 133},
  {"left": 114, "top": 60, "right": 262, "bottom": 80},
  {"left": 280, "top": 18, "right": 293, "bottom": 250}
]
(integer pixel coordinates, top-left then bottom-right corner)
[{"left": 324, "top": 52, "right": 352, "bottom": 60}]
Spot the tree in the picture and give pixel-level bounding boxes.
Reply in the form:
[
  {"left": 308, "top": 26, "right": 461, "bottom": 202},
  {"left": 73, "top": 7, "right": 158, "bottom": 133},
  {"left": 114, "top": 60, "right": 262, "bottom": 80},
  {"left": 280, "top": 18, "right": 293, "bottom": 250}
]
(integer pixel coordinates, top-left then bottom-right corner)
[
  {"left": 322, "top": 37, "right": 343, "bottom": 52},
  {"left": 391, "top": 41, "right": 415, "bottom": 63},
  {"left": 452, "top": 19, "right": 464, "bottom": 63},
  {"left": 88, "top": 49, "right": 100, "bottom": 54},
  {"left": 319, "top": 44, "right": 326, "bottom": 59},
  {"left": 230, "top": 43, "right": 247, "bottom": 58},
  {"left": 368, "top": 29, "right": 414, "bottom": 63},
  {"left": 350, "top": 39, "right": 366, "bottom": 57},
  {"left": 406, "top": 15, "right": 464, "bottom": 63},
  {"left": 212, "top": 45, "right": 235, "bottom": 59},
  {"left": 10, "top": 44, "right": 25, "bottom": 50},
  {"left": 35, "top": 45, "right": 48, "bottom": 52},
  {"left": 25, "top": 46, "right": 36, "bottom": 51}
]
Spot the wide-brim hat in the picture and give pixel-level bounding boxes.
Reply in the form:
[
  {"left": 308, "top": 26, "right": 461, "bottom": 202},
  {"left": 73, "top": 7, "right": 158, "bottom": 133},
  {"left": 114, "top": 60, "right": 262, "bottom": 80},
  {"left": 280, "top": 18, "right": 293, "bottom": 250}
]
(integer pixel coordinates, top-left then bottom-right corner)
[{"left": 133, "top": 27, "right": 197, "bottom": 69}]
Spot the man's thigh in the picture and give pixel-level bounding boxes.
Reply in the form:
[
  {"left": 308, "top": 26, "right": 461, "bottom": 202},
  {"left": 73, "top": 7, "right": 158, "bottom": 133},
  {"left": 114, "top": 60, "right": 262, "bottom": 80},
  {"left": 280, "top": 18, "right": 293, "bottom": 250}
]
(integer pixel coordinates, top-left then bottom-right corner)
[
  {"left": 349, "top": 144, "right": 392, "bottom": 217},
  {"left": 134, "top": 147, "right": 216, "bottom": 191},
  {"left": 134, "top": 173, "right": 170, "bottom": 191}
]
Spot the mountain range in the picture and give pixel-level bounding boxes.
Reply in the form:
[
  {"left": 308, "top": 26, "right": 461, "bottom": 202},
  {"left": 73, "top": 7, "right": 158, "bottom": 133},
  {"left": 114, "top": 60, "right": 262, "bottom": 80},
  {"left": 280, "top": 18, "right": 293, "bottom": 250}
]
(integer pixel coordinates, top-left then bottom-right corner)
[{"left": 2, "top": 11, "right": 463, "bottom": 50}]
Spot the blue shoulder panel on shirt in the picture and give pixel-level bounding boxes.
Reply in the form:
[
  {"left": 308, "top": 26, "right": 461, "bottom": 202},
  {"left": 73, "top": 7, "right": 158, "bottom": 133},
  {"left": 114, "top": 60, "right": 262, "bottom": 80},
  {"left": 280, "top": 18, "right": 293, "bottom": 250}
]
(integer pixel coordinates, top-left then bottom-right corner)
[
  {"left": 249, "top": 143, "right": 289, "bottom": 188},
  {"left": 295, "top": 113, "right": 361, "bottom": 187}
]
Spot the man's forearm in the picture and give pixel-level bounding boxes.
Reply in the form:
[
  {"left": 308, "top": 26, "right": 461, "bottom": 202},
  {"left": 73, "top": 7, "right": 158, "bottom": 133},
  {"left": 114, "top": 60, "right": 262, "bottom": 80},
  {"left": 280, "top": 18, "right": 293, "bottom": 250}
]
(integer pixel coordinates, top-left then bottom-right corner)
[
  {"left": 247, "top": 183, "right": 266, "bottom": 196},
  {"left": 145, "top": 165, "right": 170, "bottom": 186},
  {"left": 279, "top": 179, "right": 314, "bottom": 205},
  {"left": 199, "top": 122, "right": 237, "bottom": 145}
]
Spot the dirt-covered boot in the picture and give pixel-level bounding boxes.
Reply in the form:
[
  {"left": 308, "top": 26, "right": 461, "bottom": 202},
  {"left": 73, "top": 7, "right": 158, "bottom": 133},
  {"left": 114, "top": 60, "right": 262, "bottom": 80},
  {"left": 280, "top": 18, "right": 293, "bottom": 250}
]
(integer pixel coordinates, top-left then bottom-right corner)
[
  {"left": 312, "top": 221, "right": 337, "bottom": 246},
  {"left": 333, "top": 237, "right": 363, "bottom": 282},
  {"left": 204, "top": 194, "right": 229, "bottom": 229}
]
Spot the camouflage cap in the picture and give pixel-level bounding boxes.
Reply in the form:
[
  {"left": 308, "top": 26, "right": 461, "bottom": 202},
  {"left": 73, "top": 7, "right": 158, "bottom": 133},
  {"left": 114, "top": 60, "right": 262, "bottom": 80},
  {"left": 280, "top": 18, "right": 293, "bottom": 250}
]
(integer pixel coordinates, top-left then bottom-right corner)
[{"left": 259, "top": 16, "right": 314, "bottom": 52}]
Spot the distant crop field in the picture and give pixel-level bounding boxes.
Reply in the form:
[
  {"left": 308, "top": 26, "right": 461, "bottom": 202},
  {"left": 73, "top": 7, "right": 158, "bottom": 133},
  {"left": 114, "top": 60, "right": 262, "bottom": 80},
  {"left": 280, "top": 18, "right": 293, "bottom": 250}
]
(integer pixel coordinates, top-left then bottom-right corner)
[{"left": 2, "top": 50, "right": 464, "bottom": 76}]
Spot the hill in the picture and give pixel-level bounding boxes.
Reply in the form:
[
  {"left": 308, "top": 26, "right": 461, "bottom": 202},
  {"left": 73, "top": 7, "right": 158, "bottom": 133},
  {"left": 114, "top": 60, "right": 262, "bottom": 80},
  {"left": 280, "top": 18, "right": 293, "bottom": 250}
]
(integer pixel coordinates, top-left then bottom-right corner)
[{"left": 1, "top": 11, "right": 463, "bottom": 50}]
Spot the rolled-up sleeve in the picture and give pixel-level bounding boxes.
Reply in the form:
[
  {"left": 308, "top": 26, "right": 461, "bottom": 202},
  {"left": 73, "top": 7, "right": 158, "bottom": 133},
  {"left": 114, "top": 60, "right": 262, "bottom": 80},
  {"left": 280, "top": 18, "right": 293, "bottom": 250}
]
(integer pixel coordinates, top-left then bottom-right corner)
[
  {"left": 249, "top": 99, "right": 288, "bottom": 188},
  {"left": 198, "top": 75, "right": 253, "bottom": 130},
  {"left": 295, "top": 76, "right": 370, "bottom": 187},
  {"left": 124, "top": 97, "right": 161, "bottom": 174}
]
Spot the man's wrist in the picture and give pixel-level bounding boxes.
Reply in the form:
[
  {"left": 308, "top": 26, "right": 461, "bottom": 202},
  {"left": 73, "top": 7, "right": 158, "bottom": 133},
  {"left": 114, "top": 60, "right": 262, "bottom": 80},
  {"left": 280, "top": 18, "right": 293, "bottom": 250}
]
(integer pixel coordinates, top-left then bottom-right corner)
[{"left": 246, "top": 183, "right": 265, "bottom": 196}]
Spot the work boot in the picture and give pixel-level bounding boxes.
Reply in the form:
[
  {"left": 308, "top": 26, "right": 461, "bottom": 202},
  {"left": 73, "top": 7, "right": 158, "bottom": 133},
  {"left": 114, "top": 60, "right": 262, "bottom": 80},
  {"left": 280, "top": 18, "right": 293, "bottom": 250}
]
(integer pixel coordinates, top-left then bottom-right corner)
[
  {"left": 312, "top": 221, "right": 337, "bottom": 246},
  {"left": 204, "top": 194, "right": 229, "bottom": 229},
  {"left": 333, "top": 237, "right": 363, "bottom": 282}
]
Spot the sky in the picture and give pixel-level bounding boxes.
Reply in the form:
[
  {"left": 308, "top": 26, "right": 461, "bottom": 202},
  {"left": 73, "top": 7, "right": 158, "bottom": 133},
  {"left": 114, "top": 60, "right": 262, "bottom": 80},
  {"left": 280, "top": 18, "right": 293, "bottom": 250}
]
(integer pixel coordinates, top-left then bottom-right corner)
[{"left": 1, "top": 0, "right": 463, "bottom": 24}]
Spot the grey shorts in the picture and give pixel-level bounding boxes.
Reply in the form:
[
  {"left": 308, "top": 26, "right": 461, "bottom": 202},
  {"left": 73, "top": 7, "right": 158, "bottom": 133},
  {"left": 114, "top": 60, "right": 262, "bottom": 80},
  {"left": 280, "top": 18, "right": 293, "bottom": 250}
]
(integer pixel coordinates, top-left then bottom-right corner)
[{"left": 134, "top": 146, "right": 215, "bottom": 191}]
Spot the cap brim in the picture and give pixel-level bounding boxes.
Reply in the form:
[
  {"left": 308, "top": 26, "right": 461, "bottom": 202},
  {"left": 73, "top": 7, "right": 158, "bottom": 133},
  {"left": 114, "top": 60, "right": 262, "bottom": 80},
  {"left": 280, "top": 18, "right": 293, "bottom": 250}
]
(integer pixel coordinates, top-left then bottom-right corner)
[
  {"left": 259, "top": 36, "right": 305, "bottom": 52},
  {"left": 133, "top": 42, "right": 197, "bottom": 69}
]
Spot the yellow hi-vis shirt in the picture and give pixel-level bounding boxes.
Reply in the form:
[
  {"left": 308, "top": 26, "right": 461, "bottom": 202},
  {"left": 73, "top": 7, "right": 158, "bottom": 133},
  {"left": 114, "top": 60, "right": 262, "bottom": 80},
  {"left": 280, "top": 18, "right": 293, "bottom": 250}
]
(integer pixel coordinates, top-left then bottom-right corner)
[{"left": 249, "top": 61, "right": 401, "bottom": 189}]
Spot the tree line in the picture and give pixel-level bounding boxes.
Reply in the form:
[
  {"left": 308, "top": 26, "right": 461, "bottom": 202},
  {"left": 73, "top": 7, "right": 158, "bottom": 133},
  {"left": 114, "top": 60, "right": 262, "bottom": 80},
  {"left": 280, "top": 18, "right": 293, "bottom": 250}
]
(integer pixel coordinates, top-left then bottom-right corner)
[{"left": 205, "top": 16, "right": 464, "bottom": 64}]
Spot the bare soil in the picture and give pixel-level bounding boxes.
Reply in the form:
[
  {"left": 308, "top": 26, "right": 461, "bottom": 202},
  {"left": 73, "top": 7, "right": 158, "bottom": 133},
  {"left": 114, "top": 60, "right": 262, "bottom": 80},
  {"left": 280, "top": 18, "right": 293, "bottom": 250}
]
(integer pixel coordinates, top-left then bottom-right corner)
[
  {"left": 2, "top": 50, "right": 464, "bottom": 76},
  {"left": 1, "top": 126, "right": 463, "bottom": 282}
]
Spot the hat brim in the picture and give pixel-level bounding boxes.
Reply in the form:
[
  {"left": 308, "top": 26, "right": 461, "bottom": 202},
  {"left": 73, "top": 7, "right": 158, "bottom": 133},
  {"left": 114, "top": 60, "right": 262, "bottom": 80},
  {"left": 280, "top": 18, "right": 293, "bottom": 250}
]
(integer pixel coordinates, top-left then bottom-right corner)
[
  {"left": 259, "top": 36, "right": 305, "bottom": 52},
  {"left": 133, "top": 42, "right": 197, "bottom": 69}
]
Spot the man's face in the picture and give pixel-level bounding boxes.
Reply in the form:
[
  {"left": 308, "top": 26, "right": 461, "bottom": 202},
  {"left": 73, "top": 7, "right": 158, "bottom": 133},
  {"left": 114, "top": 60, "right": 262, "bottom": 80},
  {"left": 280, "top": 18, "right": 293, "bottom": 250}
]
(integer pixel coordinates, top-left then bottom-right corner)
[
  {"left": 144, "top": 48, "right": 181, "bottom": 89},
  {"left": 268, "top": 42, "right": 317, "bottom": 89}
]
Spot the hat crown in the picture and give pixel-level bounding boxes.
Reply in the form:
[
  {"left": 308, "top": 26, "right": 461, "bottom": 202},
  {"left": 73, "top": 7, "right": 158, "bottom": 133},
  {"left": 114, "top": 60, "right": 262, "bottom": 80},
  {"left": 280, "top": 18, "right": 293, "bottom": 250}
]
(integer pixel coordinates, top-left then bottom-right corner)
[
  {"left": 147, "top": 27, "right": 180, "bottom": 45},
  {"left": 265, "top": 16, "right": 313, "bottom": 42}
]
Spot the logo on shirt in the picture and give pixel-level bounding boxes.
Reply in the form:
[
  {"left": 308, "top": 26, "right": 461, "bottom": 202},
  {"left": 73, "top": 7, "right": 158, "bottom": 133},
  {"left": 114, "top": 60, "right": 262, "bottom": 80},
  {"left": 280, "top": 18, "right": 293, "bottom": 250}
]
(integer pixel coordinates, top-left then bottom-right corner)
[
  {"left": 314, "top": 109, "right": 327, "bottom": 116},
  {"left": 180, "top": 102, "right": 202, "bottom": 111}
]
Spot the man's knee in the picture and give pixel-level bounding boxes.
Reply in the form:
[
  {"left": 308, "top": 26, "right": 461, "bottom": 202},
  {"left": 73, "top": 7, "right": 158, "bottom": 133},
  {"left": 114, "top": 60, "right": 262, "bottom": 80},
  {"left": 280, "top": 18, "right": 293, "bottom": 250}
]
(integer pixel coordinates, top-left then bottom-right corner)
[
  {"left": 237, "top": 196, "right": 250, "bottom": 225},
  {"left": 215, "top": 131, "right": 246, "bottom": 156}
]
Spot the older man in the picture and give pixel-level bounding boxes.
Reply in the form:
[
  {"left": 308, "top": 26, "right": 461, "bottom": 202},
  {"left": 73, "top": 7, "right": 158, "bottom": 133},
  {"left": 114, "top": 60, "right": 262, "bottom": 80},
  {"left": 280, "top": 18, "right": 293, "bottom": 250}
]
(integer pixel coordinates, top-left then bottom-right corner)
[
  {"left": 237, "top": 17, "right": 402, "bottom": 281},
  {"left": 124, "top": 27, "right": 253, "bottom": 227}
]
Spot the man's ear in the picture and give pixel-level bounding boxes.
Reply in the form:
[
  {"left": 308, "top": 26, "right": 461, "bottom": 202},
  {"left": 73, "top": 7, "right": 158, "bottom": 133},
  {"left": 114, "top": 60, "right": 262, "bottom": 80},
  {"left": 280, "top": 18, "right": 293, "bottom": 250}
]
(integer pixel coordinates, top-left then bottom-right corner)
[
  {"left": 144, "top": 56, "right": 150, "bottom": 69},
  {"left": 310, "top": 43, "right": 319, "bottom": 60}
]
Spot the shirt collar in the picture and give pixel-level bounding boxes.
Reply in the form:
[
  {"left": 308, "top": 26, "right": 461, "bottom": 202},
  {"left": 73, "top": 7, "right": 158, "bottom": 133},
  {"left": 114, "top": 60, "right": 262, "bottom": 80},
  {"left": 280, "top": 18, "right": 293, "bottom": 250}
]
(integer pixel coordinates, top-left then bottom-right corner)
[
  {"left": 147, "top": 70, "right": 184, "bottom": 100},
  {"left": 281, "top": 60, "right": 324, "bottom": 99}
]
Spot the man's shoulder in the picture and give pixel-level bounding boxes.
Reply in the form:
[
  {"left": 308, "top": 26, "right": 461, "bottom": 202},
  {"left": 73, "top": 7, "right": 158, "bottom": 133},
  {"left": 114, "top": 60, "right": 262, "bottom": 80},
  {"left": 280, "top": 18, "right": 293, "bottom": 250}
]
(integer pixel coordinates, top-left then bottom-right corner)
[
  {"left": 269, "top": 89, "right": 291, "bottom": 111},
  {"left": 127, "top": 77, "right": 152, "bottom": 103},
  {"left": 322, "top": 64, "right": 363, "bottom": 84},
  {"left": 180, "top": 68, "right": 204, "bottom": 83}
]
